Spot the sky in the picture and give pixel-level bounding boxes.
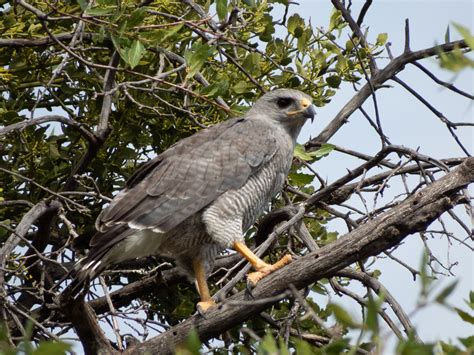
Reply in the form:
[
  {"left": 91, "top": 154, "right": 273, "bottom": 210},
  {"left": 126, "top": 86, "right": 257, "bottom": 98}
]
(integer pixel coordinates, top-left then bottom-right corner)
[{"left": 285, "top": 0, "right": 473, "bottom": 352}]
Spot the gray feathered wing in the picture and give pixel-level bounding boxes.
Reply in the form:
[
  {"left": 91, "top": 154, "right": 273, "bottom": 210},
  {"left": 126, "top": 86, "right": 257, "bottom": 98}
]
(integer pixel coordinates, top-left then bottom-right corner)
[{"left": 89, "top": 117, "right": 278, "bottom": 253}]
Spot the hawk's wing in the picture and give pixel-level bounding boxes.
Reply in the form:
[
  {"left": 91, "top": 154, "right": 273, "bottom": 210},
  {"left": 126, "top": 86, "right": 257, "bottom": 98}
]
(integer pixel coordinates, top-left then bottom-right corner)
[{"left": 90, "top": 117, "right": 278, "bottom": 249}]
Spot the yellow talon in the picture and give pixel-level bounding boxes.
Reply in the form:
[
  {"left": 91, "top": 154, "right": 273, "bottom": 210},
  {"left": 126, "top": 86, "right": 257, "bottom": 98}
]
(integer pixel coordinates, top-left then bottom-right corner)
[
  {"left": 246, "top": 254, "right": 293, "bottom": 286},
  {"left": 197, "top": 299, "right": 216, "bottom": 313}
]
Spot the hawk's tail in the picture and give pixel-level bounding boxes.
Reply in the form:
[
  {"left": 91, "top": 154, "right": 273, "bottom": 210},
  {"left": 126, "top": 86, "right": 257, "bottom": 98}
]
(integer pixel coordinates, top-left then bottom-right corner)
[
  {"left": 55, "top": 225, "right": 131, "bottom": 300},
  {"left": 55, "top": 252, "right": 109, "bottom": 300}
]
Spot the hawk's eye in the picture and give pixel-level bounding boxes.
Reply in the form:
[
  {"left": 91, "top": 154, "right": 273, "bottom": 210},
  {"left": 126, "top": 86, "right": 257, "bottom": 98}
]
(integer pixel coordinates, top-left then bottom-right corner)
[{"left": 276, "top": 97, "right": 293, "bottom": 108}]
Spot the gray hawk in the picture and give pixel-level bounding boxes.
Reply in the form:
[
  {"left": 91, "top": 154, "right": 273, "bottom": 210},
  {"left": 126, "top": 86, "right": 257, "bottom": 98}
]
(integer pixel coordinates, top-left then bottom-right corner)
[{"left": 67, "top": 88, "right": 315, "bottom": 311}]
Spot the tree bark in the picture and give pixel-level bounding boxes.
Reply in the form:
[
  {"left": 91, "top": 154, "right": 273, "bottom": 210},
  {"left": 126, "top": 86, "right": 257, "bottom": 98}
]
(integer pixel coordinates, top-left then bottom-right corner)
[{"left": 65, "top": 299, "right": 116, "bottom": 355}]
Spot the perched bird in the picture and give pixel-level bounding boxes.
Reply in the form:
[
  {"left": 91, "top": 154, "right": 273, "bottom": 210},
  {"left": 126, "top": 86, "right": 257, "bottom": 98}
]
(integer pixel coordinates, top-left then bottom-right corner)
[{"left": 66, "top": 88, "right": 315, "bottom": 311}]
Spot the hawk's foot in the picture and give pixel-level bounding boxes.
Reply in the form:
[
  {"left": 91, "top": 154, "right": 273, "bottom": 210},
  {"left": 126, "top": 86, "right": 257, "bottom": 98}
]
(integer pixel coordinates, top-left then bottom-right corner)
[
  {"left": 197, "top": 299, "right": 217, "bottom": 314},
  {"left": 247, "top": 254, "right": 292, "bottom": 287}
]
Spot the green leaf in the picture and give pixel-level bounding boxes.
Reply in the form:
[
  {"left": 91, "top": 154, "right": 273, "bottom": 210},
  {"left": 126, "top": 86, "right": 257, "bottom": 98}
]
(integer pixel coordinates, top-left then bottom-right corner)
[
  {"left": 294, "top": 339, "right": 313, "bottom": 355},
  {"left": 294, "top": 143, "right": 334, "bottom": 162},
  {"left": 327, "top": 303, "right": 358, "bottom": 328},
  {"left": 329, "top": 9, "right": 342, "bottom": 31},
  {"left": 293, "top": 144, "right": 314, "bottom": 161},
  {"left": 140, "top": 24, "right": 184, "bottom": 46},
  {"left": 232, "top": 80, "right": 252, "bottom": 94},
  {"left": 125, "top": 40, "right": 145, "bottom": 69},
  {"left": 242, "top": 53, "right": 261, "bottom": 76},
  {"left": 184, "top": 42, "right": 216, "bottom": 78},
  {"left": 48, "top": 143, "right": 61, "bottom": 160},
  {"left": 419, "top": 251, "right": 431, "bottom": 297},
  {"left": 438, "top": 48, "right": 474, "bottom": 72},
  {"left": 279, "top": 57, "right": 292, "bottom": 66},
  {"left": 77, "top": 0, "right": 87, "bottom": 11},
  {"left": 127, "top": 8, "right": 146, "bottom": 28},
  {"left": 321, "top": 40, "right": 340, "bottom": 54},
  {"left": 345, "top": 39, "right": 354, "bottom": 51},
  {"left": 294, "top": 26, "right": 303, "bottom": 38},
  {"left": 175, "top": 328, "right": 201, "bottom": 355},
  {"left": 258, "top": 14, "right": 275, "bottom": 42},
  {"left": 289, "top": 172, "right": 314, "bottom": 186},
  {"left": 453, "top": 22, "right": 474, "bottom": 49},
  {"left": 435, "top": 280, "right": 458, "bottom": 304},
  {"left": 455, "top": 307, "right": 474, "bottom": 324},
  {"left": 111, "top": 34, "right": 129, "bottom": 62},
  {"left": 85, "top": 6, "right": 116, "bottom": 16},
  {"left": 439, "top": 341, "right": 463, "bottom": 354},
  {"left": 295, "top": 60, "right": 306, "bottom": 76},
  {"left": 311, "top": 283, "right": 327, "bottom": 295},
  {"left": 365, "top": 295, "right": 379, "bottom": 333},
  {"left": 161, "top": 24, "right": 184, "bottom": 42},
  {"left": 459, "top": 335, "right": 474, "bottom": 349},
  {"left": 468, "top": 290, "right": 474, "bottom": 309},
  {"left": 33, "top": 341, "right": 71, "bottom": 355},
  {"left": 278, "top": 337, "right": 290, "bottom": 355},
  {"left": 287, "top": 14, "right": 304, "bottom": 36},
  {"left": 322, "top": 338, "right": 350, "bottom": 353},
  {"left": 376, "top": 33, "right": 388, "bottom": 46},
  {"left": 258, "top": 333, "right": 279, "bottom": 354},
  {"left": 313, "top": 143, "right": 335, "bottom": 158},
  {"left": 297, "top": 28, "right": 312, "bottom": 51},
  {"left": 257, "top": 333, "right": 291, "bottom": 354},
  {"left": 216, "top": 0, "right": 228, "bottom": 21},
  {"left": 97, "top": 0, "right": 115, "bottom": 5},
  {"left": 396, "top": 339, "right": 435, "bottom": 355},
  {"left": 200, "top": 80, "right": 229, "bottom": 97},
  {"left": 326, "top": 75, "right": 341, "bottom": 88},
  {"left": 335, "top": 55, "right": 348, "bottom": 73}
]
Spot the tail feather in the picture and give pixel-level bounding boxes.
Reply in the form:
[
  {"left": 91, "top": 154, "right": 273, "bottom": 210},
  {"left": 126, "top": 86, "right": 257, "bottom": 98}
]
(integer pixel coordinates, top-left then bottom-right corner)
[
  {"left": 57, "top": 253, "right": 109, "bottom": 300},
  {"left": 56, "top": 226, "right": 132, "bottom": 301},
  {"left": 69, "top": 260, "right": 104, "bottom": 299}
]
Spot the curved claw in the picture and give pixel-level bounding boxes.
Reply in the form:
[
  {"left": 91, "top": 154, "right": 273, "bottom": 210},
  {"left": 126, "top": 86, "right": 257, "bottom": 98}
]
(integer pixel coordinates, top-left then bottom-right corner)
[
  {"left": 197, "top": 300, "right": 216, "bottom": 315},
  {"left": 245, "top": 280, "right": 256, "bottom": 297},
  {"left": 246, "top": 254, "right": 293, "bottom": 287}
]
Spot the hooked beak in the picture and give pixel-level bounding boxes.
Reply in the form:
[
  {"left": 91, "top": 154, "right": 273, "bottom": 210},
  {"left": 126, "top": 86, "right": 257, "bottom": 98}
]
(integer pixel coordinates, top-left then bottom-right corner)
[
  {"left": 288, "top": 98, "right": 316, "bottom": 122},
  {"left": 306, "top": 104, "right": 316, "bottom": 123},
  {"left": 300, "top": 98, "right": 316, "bottom": 123}
]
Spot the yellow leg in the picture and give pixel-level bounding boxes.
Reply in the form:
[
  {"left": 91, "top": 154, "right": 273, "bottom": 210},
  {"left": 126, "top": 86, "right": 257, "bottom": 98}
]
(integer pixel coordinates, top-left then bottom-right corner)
[
  {"left": 233, "top": 241, "right": 292, "bottom": 286},
  {"left": 192, "top": 259, "right": 216, "bottom": 313}
]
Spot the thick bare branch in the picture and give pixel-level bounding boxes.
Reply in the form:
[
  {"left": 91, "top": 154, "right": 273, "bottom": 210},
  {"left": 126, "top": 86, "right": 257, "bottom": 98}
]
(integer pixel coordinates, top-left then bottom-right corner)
[{"left": 64, "top": 299, "right": 115, "bottom": 355}]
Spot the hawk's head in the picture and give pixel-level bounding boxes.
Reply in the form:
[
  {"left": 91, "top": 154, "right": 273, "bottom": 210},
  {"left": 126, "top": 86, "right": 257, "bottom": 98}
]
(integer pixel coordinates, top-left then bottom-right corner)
[{"left": 249, "top": 89, "right": 316, "bottom": 130}]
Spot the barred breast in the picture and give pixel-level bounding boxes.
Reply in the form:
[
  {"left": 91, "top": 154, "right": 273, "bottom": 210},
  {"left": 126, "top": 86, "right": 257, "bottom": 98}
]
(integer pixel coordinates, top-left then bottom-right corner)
[{"left": 202, "top": 141, "right": 294, "bottom": 248}]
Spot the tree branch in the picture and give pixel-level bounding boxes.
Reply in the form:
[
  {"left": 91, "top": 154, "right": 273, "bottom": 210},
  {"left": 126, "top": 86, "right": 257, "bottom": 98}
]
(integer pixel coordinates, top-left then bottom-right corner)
[
  {"left": 0, "top": 33, "right": 94, "bottom": 47},
  {"left": 0, "top": 115, "right": 97, "bottom": 143},
  {"left": 307, "top": 39, "right": 469, "bottom": 146},
  {"left": 63, "top": 299, "right": 115, "bottom": 355}
]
